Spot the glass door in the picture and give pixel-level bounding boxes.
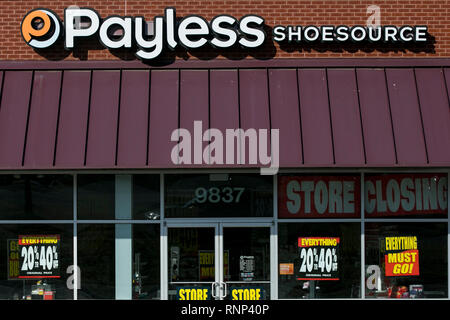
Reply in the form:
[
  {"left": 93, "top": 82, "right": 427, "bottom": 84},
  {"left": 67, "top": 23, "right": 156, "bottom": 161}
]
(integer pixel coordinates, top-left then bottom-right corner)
[
  {"left": 166, "top": 222, "right": 272, "bottom": 300},
  {"left": 221, "top": 224, "right": 271, "bottom": 300},
  {"left": 167, "top": 224, "right": 219, "bottom": 300}
]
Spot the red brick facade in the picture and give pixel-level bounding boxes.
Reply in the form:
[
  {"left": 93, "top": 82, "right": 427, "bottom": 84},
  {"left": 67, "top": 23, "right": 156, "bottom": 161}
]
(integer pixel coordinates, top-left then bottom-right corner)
[{"left": 1, "top": 0, "right": 449, "bottom": 61}]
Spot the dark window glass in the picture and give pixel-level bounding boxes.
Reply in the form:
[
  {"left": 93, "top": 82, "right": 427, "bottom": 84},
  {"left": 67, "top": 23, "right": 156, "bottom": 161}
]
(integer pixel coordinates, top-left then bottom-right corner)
[
  {"left": 278, "top": 223, "right": 361, "bottom": 298},
  {"left": 77, "top": 175, "right": 114, "bottom": 220},
  {"left": 223, "top": 227, "right": 271, "bottom": 300},
  {"left": 165, "top": 174, "right": 273, "bottom": 218},
  {"left": 168, "top": 227, "right": 215, "bottom": 300},
  {"left": 364, "top": 173, "right": 448, "bottom": 219},
  {"left": 224, "top": 228, "right": 270, "bottom": 282},
  {"left": 132, "top": 224, "right": 160, "bottom": 299},
  {"left": 0, "top": 224, "right": 73, "bottom": 300},
  {"left": 77, "top": 224, "right": 115, "bottom": 299},
  {"left": 133, "top": 175, "right": 160, "bottom": 220},
  {"left": 365, "top": 223, "right": 447, "bottom": 298},
  {"left": 0, "top": 175, "right": 73, "bottom": 220}
]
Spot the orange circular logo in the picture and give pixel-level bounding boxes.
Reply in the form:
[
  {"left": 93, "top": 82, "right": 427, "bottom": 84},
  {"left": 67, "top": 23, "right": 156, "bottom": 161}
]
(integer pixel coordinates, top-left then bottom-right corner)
[{"left": 21, "top": 9, "right": 61, "bottom": 48}]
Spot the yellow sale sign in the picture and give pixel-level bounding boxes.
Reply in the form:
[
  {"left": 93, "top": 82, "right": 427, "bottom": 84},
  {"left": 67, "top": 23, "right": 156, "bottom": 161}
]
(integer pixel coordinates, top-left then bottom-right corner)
[{"left": 384, "top": 236, "right": 420, "bottom": 277}]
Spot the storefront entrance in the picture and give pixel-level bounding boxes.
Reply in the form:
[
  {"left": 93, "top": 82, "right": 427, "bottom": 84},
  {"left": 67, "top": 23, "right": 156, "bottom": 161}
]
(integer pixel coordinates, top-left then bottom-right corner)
[{"left": 166, "top": 222, "right": 272, "bottom": 300}]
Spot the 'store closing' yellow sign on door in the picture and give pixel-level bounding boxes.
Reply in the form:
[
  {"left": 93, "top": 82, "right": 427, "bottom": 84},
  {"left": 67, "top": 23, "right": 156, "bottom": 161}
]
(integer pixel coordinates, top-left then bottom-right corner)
[
  {"left": 177, "top": 287, "right": 211, "bottom": 300},
  {"left": 176, "top": 286, "right": 264, "bottom": 300},
  {"left": 231, "top": 287, "right": 263, "bottom": 300}
]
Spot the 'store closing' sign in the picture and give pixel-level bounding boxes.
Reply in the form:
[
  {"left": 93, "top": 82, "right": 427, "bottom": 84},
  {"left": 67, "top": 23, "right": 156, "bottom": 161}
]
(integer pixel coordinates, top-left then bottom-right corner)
[
  {"left": 279, "top": 174, "right": 447, "bottom": 218},
  {"left": 365, "top": 174, "right": 447, "bottom": 217},
  {"left": 278, "top": 175, "right": 360, "bottom": 218}
]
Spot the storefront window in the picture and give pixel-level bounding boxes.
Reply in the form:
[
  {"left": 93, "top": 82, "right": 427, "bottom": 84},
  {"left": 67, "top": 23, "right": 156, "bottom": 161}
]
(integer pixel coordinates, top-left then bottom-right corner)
[
  {"left": 168, "top": 227, "right": 214, "bottom": 300},
  {"left": 133, "top": 175, "right": 160, "bottom": 220},
  {"left": 278, "top": 223, "right": 361, "bottom": 299},
  {"left": 0, "top": 171, "right": 447, "bottom": 300},
  {"left": 165, "top": 174, "right": 272, "bottom": 218},
  {"left": 0, "top": 175, "right": 73, "bottom": 220},
  {"left": 0, "top": 224, "right": 73, "bottom": 300},
  {"left": 77, "top": 223, "right": 161, "bottom": 300},
  {"left": 77, "top": 175, "right": 115, "bottom": 220},
  {"left": 132, "top": 224, "right": 160, "bottom": 299},
  {"left": 365, "top": 222, "right": 447, "bottom": 298},
  {"left": 364, "top": 173, "right": 448, "bottom": 219},
  {"left": 77, "top": 224, "right": 115, "bottom": 299},
  {"left": 278, "top": 174, "right": 361, "bottom": 219},
  {"left": 223, "top": 227, "right": 270, "bottom": 300}
]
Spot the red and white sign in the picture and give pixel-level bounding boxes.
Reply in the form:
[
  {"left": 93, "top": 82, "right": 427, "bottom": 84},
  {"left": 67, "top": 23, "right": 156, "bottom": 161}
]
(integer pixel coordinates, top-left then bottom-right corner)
[
  {"left": 297, "top": 237, "right": 340, "bottom": 280},
  {"left": 18, "top": 235, "right": 60, "bottom": 279},
  {"left": 365, "top": 174, "right": 447, "bottom": 217},
  {"left": 278, "top": 175, "right": 361, "bottom": 218}
]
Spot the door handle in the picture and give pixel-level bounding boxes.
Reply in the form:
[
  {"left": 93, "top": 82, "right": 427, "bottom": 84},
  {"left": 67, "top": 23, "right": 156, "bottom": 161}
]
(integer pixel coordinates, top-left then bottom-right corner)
[
  {"left": 211, "top": 282, "right": 219, "bottom": 299},
  {"left": 219, "top": 282, "right": 227, "bottom": 299}
]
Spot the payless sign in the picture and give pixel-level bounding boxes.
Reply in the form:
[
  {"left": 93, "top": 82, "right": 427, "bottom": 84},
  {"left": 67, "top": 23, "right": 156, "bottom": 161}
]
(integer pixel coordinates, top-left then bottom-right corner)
[{"left": 21, "top": 7, "right": 429, "bottom": 61}]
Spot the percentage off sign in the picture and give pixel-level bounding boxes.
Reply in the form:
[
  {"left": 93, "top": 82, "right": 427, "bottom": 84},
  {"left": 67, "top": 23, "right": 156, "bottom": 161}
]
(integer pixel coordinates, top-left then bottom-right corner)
[
  {"left": 332, "top": 248, "right": 337, "bottom": 262},
  {"left": 34, "top": 246, "right": 39, "bottom": 268}
]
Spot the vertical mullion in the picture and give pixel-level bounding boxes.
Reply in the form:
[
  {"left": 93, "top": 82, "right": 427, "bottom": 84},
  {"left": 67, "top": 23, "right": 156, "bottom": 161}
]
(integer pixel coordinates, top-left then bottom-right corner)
[
  {"left": 160, "top": 223, "right": 167, "bottom": 300},
  {"left": 160, "top": 173, "right": 164, "bottom": 220},
  {"left": 448, "top": 170, "right": 450, "bottom": 299},
  {"left": 217, "top": 223, "right": 223, "bottom": 300},
  {"left": 115, "top": 175, "right": 133, "bottom": 300},
  {"left": 271, "top": 174, "right": 278, "bottom": 300},
  {"left": 160, "top": 173, "right": 167, "bottom": 300},
  {"left": 361, "top": 172, "right": 365, "bottom": 299},
  {"left": 73, "top": 173, "right": 78, "bottom": 300}
]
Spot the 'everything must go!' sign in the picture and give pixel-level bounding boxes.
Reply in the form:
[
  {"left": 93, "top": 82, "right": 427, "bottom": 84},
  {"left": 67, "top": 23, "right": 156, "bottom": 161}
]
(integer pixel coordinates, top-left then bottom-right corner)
[{"left": 384, "top": 236, "right": 420, "bottom": 277}]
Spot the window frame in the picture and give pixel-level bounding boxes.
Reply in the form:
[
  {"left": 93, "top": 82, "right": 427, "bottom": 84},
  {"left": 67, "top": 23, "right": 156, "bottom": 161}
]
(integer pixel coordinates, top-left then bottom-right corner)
[{"left": 0, "top": 168, "right": 447, "bottom": 300}]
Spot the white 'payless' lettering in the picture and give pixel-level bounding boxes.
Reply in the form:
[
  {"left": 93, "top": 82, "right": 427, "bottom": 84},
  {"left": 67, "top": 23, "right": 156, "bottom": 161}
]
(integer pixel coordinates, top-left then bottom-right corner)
[
  {"left": 99, "top": 16, "right": 133, "bottom": 48},
  {"left": 210, "top": 16, "right": 238, "bottom": 48},
  {"left": 63, "top": 8, "right": 265, "bottom": 59},
  {"left": 238, "top": 15, "right": 265, "bottom": 47},
  {"left": 135, "top": 17, "right": 164, "bottom": 60},
  {"left": 65, "top": 8, "right": 100, "bottom": 48},
  {"left": 178, "top": 16, "right": 209, "bottom": 49}
]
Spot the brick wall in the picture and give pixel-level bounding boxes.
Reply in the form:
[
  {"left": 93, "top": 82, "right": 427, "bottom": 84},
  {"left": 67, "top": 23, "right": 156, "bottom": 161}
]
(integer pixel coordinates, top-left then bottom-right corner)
[{"left": 1, "top": 0, "right": 449, "bottom": 61}]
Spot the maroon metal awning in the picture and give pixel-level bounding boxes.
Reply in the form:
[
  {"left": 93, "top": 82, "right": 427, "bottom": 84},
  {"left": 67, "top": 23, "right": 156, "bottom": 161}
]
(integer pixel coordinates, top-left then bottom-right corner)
[{"left": 0, "top": 58, "right": 449, "bottom": 170}]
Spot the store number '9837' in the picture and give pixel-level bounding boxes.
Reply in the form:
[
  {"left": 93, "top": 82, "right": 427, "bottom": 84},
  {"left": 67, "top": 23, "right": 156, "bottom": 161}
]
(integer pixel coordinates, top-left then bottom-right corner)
[{"left": 194, "top": 187, "right": 245, "bottom": 204}]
